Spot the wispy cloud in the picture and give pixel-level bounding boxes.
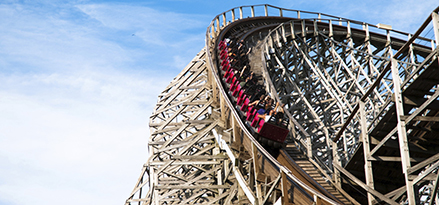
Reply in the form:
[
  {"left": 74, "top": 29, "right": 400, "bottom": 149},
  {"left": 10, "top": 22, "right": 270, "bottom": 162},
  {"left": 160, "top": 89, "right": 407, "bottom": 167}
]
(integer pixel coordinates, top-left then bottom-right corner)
[
  {"left": 76, "top": 3, "right": 207, "bottom": 48},
  {"left": 0, "top": 67, "right": 165, "bottom": 205},
  {"left": 277, "top": 0, "right": 438, "bottom": 33},
  {"left": 0, "top": 1, "right": 204, "bottom": 205}
]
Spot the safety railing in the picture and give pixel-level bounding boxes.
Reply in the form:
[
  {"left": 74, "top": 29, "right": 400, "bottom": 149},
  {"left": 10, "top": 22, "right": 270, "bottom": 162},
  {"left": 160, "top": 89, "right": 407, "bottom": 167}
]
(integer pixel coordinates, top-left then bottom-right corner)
[
  {"left": 207, "top": 4, "right": 344, "bottom": 40},
  {"left": 206, "top": 4, "right": 434, "bottom": 44}
]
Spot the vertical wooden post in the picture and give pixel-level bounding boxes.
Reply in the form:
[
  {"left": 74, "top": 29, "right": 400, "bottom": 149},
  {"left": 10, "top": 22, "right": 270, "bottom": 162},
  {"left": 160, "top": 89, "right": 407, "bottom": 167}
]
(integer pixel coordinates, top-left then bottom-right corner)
[
  {"left": 264, "top": 5, "right": 268, "bottom": 16},
  {"left": 220, "top": 93, "right": 227, "bottom": 124},
  {"left": 290, "top": 21, "right": 295, "bottom": 40},
  {"left": 360, "top": 101, "right": 375, "bottom": 204},
  {"left": 281, "top": 171, "right": 289, "bottom": 204},
  {"left": 232, "top": 116, "right": 239, "bottom": 145},
  {"left": 332, "top": 141, "right": 341, "bottom": 186},
  {"left": 307, "top": 134, "right": 313, "bottom": 158},
  {"left": 222, "top": 13, "right": 226, "bottom": 27},
  {"left": 138, "top": 178, "right": 142, "bottom": 205},
  {"left": 211, "top": 25, "right": 216, "bottom": 39},
  {"left": 282, "top": 24, "right": 286, "bottom": 43},
  {"left": 214, "top": 147, "right": 223, "bottom": 195},
  {"left": 313, "top": 20, "right": 318, "bottom": 36},
  {"left": 391, "top": 58, "right": 415, "bottom": 204},
  {"left": 329, "top": 20, "right": 333, "bottom": 38},
  {"left": 301, "top": 20, "right": 306, "bottom": 38},
  {"left": 249, "top": 161, "right": 255, "bottom": 192},
  {"left": 347, "top": 21, "right": 351, "bottom": 38},
  {"left": 314, "top": 195, "right": 322, "bottom": 205},
  {"left": 216, "top": 17, "right": 220, "bottom": 35},
  {"left": 252, "top": 143, "right": 263, "bottom": 204},
  {"left": 431, "top": 12, "right": 439, "bottom": 49},
  {"left": 153, "top": 171, "right": 159, "bottom": 205}
]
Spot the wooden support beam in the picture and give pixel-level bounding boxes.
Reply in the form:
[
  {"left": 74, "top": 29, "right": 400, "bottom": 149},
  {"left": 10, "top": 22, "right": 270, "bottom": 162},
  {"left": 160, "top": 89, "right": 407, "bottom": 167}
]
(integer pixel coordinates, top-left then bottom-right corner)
[
  {"left": 149, "top": 161, "right": 221, "bottom": 166},
  {"left": 429, "top": 171, "right": 439, "bottom": 205},
  {"left": 224, "top": 184, "right": 237, "bottom": 204},
  {"left": 370, "top": 88, "right": 439, "bottom": 158},
  {"left": 411, "top": 160, "right": 439, "bottom": 185},
  {"left": 262, "top": 174, "right": 282, "bottom": 205},
  {"left": 252, "top": 143, "right": 263, "bottom": 205},
  {"left": 157, "top": 168, "right": 220, "bottom": 201},
  {"left": 368, "top": 156, "right": 424, "bottom": 162},
  {"left": 402, "top": 95, "right": 439, "bottom": 110},
  {"left": 408, "top": 153, "right": 439, "bottom": 174},
  {"left": 385, "top": 186, "right": 406, "bottom": 200},
  {"left": 281, "top": 171, "right": 290, "bottom": 204},
  {"left": 400, "top": 115, "right": 439, "bottom": 122},
  {"left": 155, "top": 185, "right": 231, "bottom": 190},
  {"left": 333, "top": 163, "right": 399, "bottom": 205},
  {"left": 391, "top": 57, "right": 415, "bottom": 205},
  {"left": 181, "top": 190, "right": 207, "bottom": 204},
  {"left": 360, "top": 101, "right": 375, "bottom": 204},
  {"left": 171, "top": 155, "right": 228, "bottom": 160}
]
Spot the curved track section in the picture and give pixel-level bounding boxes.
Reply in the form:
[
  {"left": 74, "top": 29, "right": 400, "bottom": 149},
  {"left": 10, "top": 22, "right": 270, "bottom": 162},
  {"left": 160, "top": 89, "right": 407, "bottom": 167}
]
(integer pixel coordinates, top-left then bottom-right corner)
[{"left": 126, "top": 5, "right": 439, "bottom": 205}]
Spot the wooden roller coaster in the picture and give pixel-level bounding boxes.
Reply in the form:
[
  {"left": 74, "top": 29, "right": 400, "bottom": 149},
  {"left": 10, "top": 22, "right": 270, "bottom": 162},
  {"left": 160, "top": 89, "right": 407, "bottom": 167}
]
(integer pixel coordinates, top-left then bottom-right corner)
[{"left": 126, "top": 4, "right": 439, "bottom": 205}]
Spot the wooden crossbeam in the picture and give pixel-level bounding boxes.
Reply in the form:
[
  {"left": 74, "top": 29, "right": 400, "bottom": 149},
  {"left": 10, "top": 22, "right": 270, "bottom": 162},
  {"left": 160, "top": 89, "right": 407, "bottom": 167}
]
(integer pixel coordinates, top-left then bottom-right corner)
[
  {"left": 262, "top": 173, "right": 282, "bottom": 205},
  {"left": 156, "top": 167, "right": 220, "bottom": 201},
  {"left": 369, "top": 156, "right": 424, "bottom": 162},
  {"left": 408, "top": 153, "right": 439, "bottom": 174},
  {"left": 400, "top": 115, "right": 439, "bottom": 122},
  {"left": 149, "top": 161, "right": 221, "bottom": 166},
  {"left": 172, "top": 155, "right": 228, "bottom": 160},
  {"left": 155, "top": 185, "right": 230, "bottom": 190},
  {"left": 154, "top": 99, "right": 213, "bottom": 148},
  {"left": 333, "top": 163, "right": 398, "bottom": 205},
  {"left": 153, "top": 65, "right": 207, "bottom": 116}
]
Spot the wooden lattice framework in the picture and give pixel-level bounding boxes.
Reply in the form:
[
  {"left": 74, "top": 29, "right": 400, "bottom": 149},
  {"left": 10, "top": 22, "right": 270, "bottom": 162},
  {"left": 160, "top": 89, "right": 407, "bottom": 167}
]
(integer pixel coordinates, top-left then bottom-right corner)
[
  {"left": 125, "top": 50, "right": 237, "bottom": 204},
  {"left": 262, "top": 8, "right": 439, "bottom": 205},
  {"left": 126, "top": 4, "right": 439, "bottom": 205}
]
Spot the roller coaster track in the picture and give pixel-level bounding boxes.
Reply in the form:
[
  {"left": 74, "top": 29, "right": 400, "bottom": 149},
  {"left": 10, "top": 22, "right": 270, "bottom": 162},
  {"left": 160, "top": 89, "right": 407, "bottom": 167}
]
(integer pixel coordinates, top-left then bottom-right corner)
[{"left": 126, "top": 5, "right": 439, "bottom": 205}]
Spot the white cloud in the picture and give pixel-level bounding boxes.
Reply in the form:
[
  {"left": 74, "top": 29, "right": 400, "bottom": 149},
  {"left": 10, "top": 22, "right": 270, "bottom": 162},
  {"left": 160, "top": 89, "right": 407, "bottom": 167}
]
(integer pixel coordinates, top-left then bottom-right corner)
[
  {"left": 375, "top": 0, "right": 439, "bottom": 32},
  {"left": 277, "top": 0, "right": 438, "bottom": 33},
  {"left": 0, "top": 4, "right": 140, "bottom": 75},
  {"left": 0, "top": 1, "right": 191, "bottom": 205},
  {"left": 0, "top": 68, "right": 167, "bottom": 204},
  {"left": 76, "top": 3, "right": 207, "bottom": 46},
  {"left": 75, "top": 2, "right": 208, "bottom": 71}
]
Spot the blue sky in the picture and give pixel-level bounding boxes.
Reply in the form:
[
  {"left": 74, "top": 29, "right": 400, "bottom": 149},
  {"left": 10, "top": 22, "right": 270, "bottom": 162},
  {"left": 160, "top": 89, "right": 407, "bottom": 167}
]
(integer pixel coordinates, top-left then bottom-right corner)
[{"left": 0, "top": 0, "right": 437, "bottom": 205}]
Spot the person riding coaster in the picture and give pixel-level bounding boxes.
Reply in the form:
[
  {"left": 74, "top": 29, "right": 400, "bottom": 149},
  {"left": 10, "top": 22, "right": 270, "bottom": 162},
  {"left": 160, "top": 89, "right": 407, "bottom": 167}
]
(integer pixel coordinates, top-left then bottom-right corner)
[{"left": 253, "top": 100, "right": 289, "bottom": 152}]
